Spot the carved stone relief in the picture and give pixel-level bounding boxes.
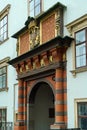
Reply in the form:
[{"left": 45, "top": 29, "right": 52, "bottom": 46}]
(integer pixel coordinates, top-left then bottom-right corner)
[{"left": 28, "top": 20, "right": 40, "bottom": 50}]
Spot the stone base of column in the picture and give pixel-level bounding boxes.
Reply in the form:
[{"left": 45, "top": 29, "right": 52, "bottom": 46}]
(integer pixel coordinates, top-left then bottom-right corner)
[{"left": 50, "top": 122, "right": 67, "bottom": 130}]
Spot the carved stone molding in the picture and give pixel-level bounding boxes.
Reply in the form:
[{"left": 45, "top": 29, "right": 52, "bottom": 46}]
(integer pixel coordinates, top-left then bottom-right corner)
[
  {"left": 70, "top": 66, "right": 87, "bottom": 77},
  {"left": 0, "top": 57, "right": 10, "bottom": 68},
  {"left": 55, "top": 8, "right": 63, "bottom": 36},
  {"left": 66, "top": 14, "right": 87, "bottom": 36},
  {"left": 28, "top": 19, "right": 40, "bottom": 50},
  {"left": 0, "top": 4, "right": 11, "bottom": 19}
]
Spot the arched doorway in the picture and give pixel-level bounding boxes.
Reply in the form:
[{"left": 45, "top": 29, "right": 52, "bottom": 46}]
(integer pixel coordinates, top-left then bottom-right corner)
[{"left": 28, "top": 81, "right": 55, "bottom": 130}]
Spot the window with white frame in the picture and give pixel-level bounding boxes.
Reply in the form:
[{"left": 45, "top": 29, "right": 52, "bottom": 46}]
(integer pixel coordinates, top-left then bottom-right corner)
[
  {"left": 29, "top": 0, "right": 42, "bottom": 17},
  {"left": 0, "top": 4, "right": 10, "bottom": 43},
  {"left": 75, "top": 28, "right": 87, "bottom": 68},
  {"left": 0, "top": 108, "right": 7, "bottom": 122}
]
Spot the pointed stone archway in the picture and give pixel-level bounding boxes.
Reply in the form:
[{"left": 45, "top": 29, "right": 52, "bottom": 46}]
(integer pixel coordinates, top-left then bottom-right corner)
[{"left": 28, "top": 81, "right": 55, "bottom": 130}]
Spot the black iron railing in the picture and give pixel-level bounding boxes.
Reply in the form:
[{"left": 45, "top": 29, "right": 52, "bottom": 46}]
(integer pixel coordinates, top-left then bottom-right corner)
[{"left": 0, "top": 122, "right": 13, "bottom": 130}]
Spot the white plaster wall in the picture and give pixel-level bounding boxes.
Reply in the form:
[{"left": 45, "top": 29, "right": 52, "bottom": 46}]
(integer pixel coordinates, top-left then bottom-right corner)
[
  {"left": 65, "top": 1, "right": 87, "bottom": 128},
  {"left": 0, "top": 0, "right": 27, "bottom": 122},
  {"left": 67, "top": 43, "right": 87, "bottom": 128}
]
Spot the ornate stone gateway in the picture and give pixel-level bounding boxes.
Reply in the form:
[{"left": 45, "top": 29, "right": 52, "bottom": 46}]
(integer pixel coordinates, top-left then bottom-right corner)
[{"left": 8, "top": 2, "right": 73, "bottom": 130}]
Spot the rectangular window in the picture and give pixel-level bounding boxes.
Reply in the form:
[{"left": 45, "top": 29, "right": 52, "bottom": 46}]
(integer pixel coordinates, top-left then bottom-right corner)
[
  {"left": 78, "top": 102, "right": 87, "bottom": 130},
  {"left": 29, "top": 0, "right": 41, "bottom": 17},
  {"left": 0, "top": 67, "right": 7, "bottom": 89},
  {"left": 0, "top": 108, "right": 7, "bottom": 122},
  {"left": 0, "top": 15, "right": 8, "bottom": 42},
  {"left": 75, "top": 29, "right": 87, "bottom": 68}
]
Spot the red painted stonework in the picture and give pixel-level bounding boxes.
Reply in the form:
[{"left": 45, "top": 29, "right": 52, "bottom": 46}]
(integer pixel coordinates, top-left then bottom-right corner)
[
  {"left": 20, "top": 31, "right": 29, "bottom": 55},
  {"left": 42, "top": 14, "right": 55, "bottom": 43}
]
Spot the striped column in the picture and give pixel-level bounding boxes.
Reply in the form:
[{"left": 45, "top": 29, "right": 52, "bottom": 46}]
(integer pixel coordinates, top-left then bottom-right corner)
[
  {"left": 23, "top": 81, "right": 27, "bottom": 130},
  {"left": 17, "top": 79, "right": 24, "bottom": 125},
  {"left": 63, "top": 69, "right": 67, "bottom": 125},
  {"left": 54, "top": 68, "right": 66, "bottom": 129}
]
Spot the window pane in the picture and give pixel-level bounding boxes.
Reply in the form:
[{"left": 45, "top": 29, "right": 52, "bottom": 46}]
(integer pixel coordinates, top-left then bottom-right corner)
[
  {"left": 1, "top": 28, "right": 3, "bottom": 35},
  {"left": 0, "top": 15, "right": 8, "bottom": 41},
  {"left": 2, "top": 67, "right": 6, "bottom": 73},
  {"left": 78, "top": 103, "right": 87, "bottom": 115},
  {"left": 0, "top": 67, "right": 6, "bottom": 88},
  {"left": 0, "top": 76, "right": 3, "bottom": 88},
  {"left": 76, "top": 30, "right": 85, "bottom": 44},
  {"left": 4, "top": 24, "right": 7, "bottom": 32},
  {"left": 78, "top": 103, "right": 87, "bottom": 129},
  {"left": 76, "top": 43, "right": 86, "bottom": 56},
  {"left": 35, "top": 0, "right": 40, "bottom": 6},
  {"left": 4, "top": 32, "right": 7, "bottom": 40},
  {"left": 3, "top": 16, "right": 7, "bottom": 24},
  {"left": 30, "top": 0, "right": 34, "bottom": 10},
  {"left": 76, "top": 55, "right": 86, "bottom": 67},
  {"left": 29, "top": 0, "right": 41, "bottom": 17},
  {"left": 79, "top": 118, "right": 87, "bottom": 129},
  {"left": 35, "top": 5, "right": 40, "bottom": 16},
  {"left": 2, "top": 75, "right": 6, "bottom": 88},
  {"left": 0, "top": 35, "right": 4, "bottom": 41},
  {"left": 0, "top": 19, "right": 3, "bottom": 28},
  {"left": 2, "top": 109, "right": 6, "bottom": 116},
  {"left": 30, "top": 10, "right": 34, "bottom": 17},
  {"left": 0, "top": 109, "right": 6, "bottom": 122}
]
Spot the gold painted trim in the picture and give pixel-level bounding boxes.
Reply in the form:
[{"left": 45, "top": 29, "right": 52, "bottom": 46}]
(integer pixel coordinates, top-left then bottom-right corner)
[{"left": 40, "top": 22, "right": 42, "bottom": 45}]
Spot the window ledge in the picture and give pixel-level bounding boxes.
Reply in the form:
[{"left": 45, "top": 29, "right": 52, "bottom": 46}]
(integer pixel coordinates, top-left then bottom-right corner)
[
  {"left": 0, "top": 87, "right": 9, "bottom": 92},
  {"left": 0, "top": 38, "right": 9, "bottom": 45},
  {"left": 70, "top": 66, "right": 87, "bottom": 77}
]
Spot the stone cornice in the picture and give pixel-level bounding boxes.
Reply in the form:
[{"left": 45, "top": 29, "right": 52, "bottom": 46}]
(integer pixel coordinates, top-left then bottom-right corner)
[{"left": 8, "top": 36, "right": 73, "bottom": 66}]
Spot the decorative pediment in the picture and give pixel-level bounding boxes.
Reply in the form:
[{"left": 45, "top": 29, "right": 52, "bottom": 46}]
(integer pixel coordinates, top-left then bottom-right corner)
[
  {"left": 66, "top": 14, "right": 87, "bottom": 36},
  {"left": 0, "top": 4, "right": 11, "bottom": 18}
]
